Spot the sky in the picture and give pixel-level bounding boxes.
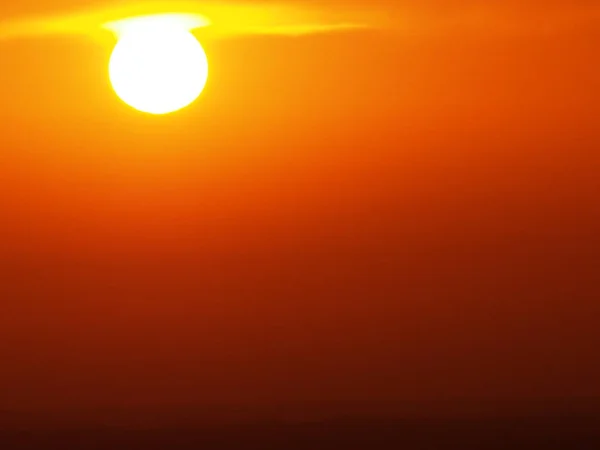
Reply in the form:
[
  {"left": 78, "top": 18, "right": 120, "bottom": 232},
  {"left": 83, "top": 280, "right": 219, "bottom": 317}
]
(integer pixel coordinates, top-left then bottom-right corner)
[{"left": 0, "top": 0, "right": 599, "bottom": 421}]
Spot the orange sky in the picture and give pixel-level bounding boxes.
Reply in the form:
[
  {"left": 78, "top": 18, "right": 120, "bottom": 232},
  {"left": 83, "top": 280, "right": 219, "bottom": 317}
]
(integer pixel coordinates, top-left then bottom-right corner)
[{"left": 0, "top": 0, "right": 599, "bottom": 420}]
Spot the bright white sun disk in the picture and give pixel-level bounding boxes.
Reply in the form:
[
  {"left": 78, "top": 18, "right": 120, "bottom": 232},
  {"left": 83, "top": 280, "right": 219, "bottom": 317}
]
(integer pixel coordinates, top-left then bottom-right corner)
[{"left": 108, "top": 21, "right": 208, "bottom": 115}]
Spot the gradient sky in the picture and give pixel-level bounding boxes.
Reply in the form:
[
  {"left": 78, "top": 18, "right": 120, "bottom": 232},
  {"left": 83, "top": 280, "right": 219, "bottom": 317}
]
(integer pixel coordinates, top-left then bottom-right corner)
[{"left": 0, "top": 0, "right": 599, "bottom": 419}]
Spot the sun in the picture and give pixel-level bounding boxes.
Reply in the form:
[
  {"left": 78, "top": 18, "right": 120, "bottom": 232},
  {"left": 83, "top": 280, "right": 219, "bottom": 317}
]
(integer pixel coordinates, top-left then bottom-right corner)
[{"left": 108, "top": 18, "right": 209, "bottom": 115}]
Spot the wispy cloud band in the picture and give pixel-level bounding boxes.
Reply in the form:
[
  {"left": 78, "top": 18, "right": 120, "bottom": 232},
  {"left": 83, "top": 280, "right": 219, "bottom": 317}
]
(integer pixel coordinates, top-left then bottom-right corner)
[
  {"left": 1, "top": 0, "right": 599, "bottom": 43},
  {"left": 0, "top": 1, "right": 382, "bottom": 42}
]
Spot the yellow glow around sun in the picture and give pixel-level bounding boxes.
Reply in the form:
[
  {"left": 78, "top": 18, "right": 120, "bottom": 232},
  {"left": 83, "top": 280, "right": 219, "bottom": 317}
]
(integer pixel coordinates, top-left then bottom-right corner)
[{"left": 108, "top": 16, "right": 209, "bottom": 115}]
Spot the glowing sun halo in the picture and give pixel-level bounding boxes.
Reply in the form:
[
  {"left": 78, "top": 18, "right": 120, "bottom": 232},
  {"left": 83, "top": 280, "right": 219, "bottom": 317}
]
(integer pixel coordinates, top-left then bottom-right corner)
[{"left": 108, "top": 18, "right": 209, "bottom": 115}]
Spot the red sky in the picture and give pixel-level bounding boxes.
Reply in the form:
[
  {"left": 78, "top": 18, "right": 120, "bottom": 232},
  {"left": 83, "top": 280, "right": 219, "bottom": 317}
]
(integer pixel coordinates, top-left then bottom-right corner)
[{"left": 0, "top": 0, "right": 599, "bottom": 419}]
